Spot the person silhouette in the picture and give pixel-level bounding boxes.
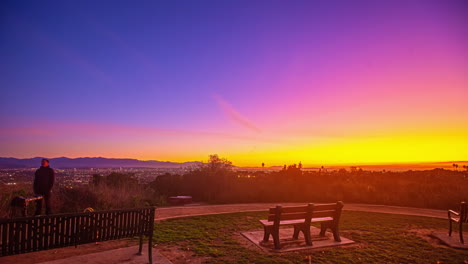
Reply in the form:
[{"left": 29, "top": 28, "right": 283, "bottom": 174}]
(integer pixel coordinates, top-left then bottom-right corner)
[{"left": 34, "top": 159, "right": 55, "bottom": 215}]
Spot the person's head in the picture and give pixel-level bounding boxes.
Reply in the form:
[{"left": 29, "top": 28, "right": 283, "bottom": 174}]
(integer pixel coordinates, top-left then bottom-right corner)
[{"left": 41, "top": 159, "right": 50, "bottom": 167}]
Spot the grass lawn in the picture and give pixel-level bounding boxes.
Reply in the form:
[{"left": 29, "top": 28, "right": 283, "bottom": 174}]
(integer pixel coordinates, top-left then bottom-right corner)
[{"left": 153, "top": 211, "right": 468, "bottom": 264}]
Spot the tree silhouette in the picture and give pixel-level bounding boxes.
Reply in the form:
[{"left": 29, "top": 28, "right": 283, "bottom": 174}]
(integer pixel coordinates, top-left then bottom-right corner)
[{"left": 205, "top": 154, "right": 232, "bottom": 171}]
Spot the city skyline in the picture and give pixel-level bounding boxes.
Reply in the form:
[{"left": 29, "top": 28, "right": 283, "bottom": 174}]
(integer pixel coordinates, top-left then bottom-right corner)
[
  {"left": 1, "top": 0, "right": 467, "bottom": 166},
  {"left": 1, "top": 156, "right": 467, "bottom": 171}
]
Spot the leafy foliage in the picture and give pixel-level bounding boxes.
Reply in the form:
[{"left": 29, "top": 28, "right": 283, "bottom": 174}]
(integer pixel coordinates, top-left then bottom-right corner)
[
  {"left": 0, "top": 172, "right": 158, "bottom": 218},
  {"left": 152, "top": 156, "right": 467, "bottom": 210}
]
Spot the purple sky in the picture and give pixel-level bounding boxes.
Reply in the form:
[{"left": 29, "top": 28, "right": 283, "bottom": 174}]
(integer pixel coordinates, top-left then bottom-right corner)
[{"left": 1, "top": 0, "right": 467, "bottom": 165}]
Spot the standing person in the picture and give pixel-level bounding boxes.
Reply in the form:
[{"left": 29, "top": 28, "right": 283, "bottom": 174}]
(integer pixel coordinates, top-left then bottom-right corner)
[{"left": 34, "top": 158, "right": 55, "bottom": 215}]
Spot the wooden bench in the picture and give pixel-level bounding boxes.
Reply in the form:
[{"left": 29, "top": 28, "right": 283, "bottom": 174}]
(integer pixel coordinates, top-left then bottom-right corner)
[
  {"left": 168, "top": 196, "right": 193, "bottom": 205},
  {"left": 10, "top": 195, "right": 44, "bottom": 217},
  {"left": 0, "top": 207, "right": 156, "bottom": 263},
  {"left": 448, "top": 201, "right": 467, "bottom": 244},
  {"left": 259, "top": 201, "right": 344, "bottom": 249}
]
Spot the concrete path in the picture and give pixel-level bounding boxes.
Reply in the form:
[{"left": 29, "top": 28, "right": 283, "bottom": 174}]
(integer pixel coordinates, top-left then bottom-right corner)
[
  {"left": 38, "top": 245, "right": 171, "bottom": 264},
  {"left": 242, "top": 227, "right": 355, "bottom": 253},
  {"left": 155, "top": 203, "right": 447, "bottom": 221}
]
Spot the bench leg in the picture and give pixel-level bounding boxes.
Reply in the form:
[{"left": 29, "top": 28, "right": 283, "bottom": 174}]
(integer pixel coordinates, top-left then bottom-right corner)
[
  {"left": 293, "top": 224, "right": 312, "bottom": 246},
  {"left": 272, "top": 230, "right": 280, "bottom": 249},
  {"left": 449, "top": 219, "right": 453, "bottom": 236},
  {"left": 460, "top": 222, "right": 464, "bottom": 244},
  {"left": 138, "top": 235, "right": 143, "bottom": 255},
  {"left": 263, "top": 226, "right": 271, "bottom": 242},
  {"left": 303, "top": 225, "right": 312, "bottom": 246},
  {"left": 263, "top": 226, "right": 281, "bottom": 249},
  {"left": 332, "top": 225, "right": 341, "bottom": 242},
  {"left": 148, "top": 234, "right": 153, "bottom": 264},
  {"left": 320, "top": 222, "right": 329, "bottom": 236},
  {"left": 320, "top": 222, "right": 341, "bottom": 242},
  {"left": 293, "top": 225, "right": 300, "bottom": 240}
]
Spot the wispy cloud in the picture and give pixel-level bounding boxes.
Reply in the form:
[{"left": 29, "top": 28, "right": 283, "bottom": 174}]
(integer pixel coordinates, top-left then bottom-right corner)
[
  {"left": 0, "top": 117, "right": 273, "bottom": 143},
  {"left": 213, "top": 94, "right": 261, "bottom": 133}
]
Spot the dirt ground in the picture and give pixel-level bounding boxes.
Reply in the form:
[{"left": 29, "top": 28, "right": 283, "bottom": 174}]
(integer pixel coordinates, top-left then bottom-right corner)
[
  {"left": 1, "top": 239, "right": 139, "bottom": 264},
  {"left": 405, "top": 228, "right": 452, "bottom": 248},
  {"left": 157, "top": 244, "right": 210, "bottom": 264}
]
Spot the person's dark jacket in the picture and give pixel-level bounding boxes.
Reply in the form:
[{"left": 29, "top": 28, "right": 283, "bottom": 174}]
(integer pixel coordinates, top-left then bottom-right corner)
[{"left": 34, "top": 166, "right": 55, "bottom": 195}]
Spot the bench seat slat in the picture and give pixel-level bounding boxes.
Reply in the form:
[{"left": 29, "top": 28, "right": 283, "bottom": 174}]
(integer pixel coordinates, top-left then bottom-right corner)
[
  {"left": 260, "top": 217, "right": 333, "bottom": 226},
  {"left": 267, "top": 210, "right": 337, "bottom": 221},
  {"left": 268, "top": 212, "right": 308, "bottom": 221},
  {"left": 312, "top": 210, "right": 336, "bottom": 218},
  {"left": 313, "top": 204, "right": 339, "bottom": 211},
  {"left": 269, "top": 206, "right": 309, "bottom": 214}
]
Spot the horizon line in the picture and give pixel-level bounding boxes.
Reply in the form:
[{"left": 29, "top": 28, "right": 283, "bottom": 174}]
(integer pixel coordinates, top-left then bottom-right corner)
[{"left": 1, "top": 156, "right": 467, "bottom": 168}]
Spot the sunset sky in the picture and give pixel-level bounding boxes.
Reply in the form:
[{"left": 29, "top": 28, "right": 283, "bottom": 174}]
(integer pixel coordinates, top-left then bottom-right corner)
[{"left": 1, "top": 0, "right": 467, "bottom": 166}]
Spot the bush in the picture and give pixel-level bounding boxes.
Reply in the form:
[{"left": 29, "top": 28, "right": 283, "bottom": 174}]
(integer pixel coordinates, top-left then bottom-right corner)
[
  {"left": 0, "top": 172, "right": 160, "bottom": 218},
  {"left": 151, "top": 165, "right": 468, "bottom": 210}
]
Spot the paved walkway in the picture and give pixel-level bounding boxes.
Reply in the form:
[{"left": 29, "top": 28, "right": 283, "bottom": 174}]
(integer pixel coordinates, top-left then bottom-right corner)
[
  {"left": 38, "top": 245, "right": 171, "bottom": 264},
  {"left": 155, "top": 203, "right": 447, "bottom": 221}
]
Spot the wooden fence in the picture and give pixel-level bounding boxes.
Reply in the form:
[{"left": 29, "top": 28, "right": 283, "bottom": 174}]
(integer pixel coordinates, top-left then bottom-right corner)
[{"left": 0, "top": 207, "right": 155, "bottom": 263}]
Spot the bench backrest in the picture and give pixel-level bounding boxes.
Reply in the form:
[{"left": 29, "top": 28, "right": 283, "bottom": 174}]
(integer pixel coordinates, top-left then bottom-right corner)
[
  {"left": 0, "top": 207, "right": 155, "bottom": 257},
  {"left": 268, "top": 204, "right": 314, "bottom": 222},
  {"left": 312, "top": 201, "right": 344, "bottom": 220},
  {"left": 267, "top": 201, "right": 344, "bottom": 226},
  {"left": 461, "top": 202, "right": 467, "bottom": 223}
]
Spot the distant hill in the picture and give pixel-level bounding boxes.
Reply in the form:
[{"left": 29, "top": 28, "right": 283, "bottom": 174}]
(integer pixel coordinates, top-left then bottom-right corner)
[
  {"left": 1, "top": 157, "right": 466, "bottom": 171},
  {"left": 0, "top": 157, "right": 203, "bottom": 169}
]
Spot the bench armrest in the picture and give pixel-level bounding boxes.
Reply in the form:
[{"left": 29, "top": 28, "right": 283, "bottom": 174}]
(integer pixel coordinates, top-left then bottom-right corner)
[{"left": 448, "top": 210, "right": 459, "bottom": 216}]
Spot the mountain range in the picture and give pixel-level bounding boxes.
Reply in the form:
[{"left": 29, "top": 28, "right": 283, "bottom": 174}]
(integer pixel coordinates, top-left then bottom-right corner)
[{"left": 0, "top": 157, "right": 203, "bottom": 169}]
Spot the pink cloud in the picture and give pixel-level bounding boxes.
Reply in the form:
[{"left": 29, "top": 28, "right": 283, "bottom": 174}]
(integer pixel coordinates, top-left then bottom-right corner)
[
  {"left": 0, "top": 118, "right": 275, "bottom": 143},
  {"left": 213, "top": 94, "right": 261, "bottom": 133}
]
